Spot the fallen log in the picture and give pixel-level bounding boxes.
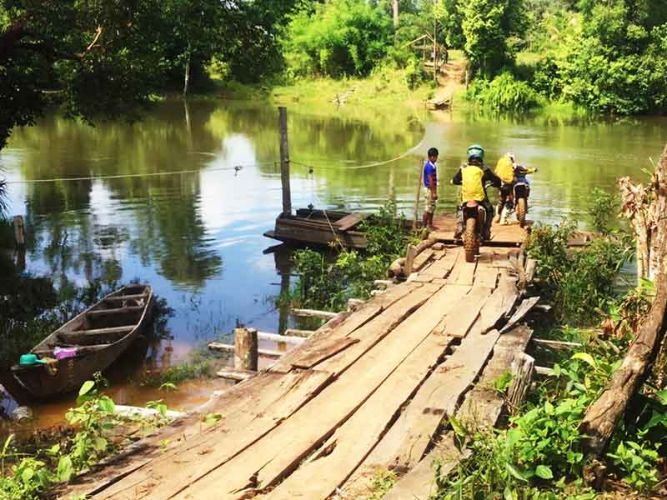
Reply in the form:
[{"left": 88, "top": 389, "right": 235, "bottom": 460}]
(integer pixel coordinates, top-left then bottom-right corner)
[
  {"left": 581, "top": 143, "right": 667, "bottom": 455},
  {"left": 581, "top": 265, "right": 667, "bottom": 455}
]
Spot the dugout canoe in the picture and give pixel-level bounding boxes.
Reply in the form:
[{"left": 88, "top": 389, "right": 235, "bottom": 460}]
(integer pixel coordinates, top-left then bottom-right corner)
[{"left": 11, "top": 284, "right": 153, "bottom": 399}]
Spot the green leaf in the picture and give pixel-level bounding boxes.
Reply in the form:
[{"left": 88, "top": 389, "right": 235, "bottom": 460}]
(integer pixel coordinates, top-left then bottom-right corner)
[
  {"left": 57, "top": 456, "right": 73, "bottom": 482},
  {"left": 505, "top": 462, "right": 528, "bottom": 482},
  {"left": 21, "top": 467, "right": 35, "bottom": 483},
  {"left": 656, "top": 390, "right": 667, "bottom": 405},
  {"left": 159, "top": 382, "right": 177, "bottom": 392},
  {"left": 79, "top": 380, "right": 95, "bottom": 396},
  {"left": 571, "top": 352, "right": 597, "bottom": 368},
  {"left": 503, "top": 485, "right": 516, "bottom": 500},
  {"left": 448, "top": 417, "right": 466, "bottom": 438},
  {"left": 535, "top": 465, "right": 554, "bottom": 479},
  {"left": 202, "top": 413, "right": 223, "bottom": 426},
  {"left": 97, "top": 396, "right": 115, "bottom": 413},
  {"left": 544, "top": 401, "right": 554, "bottom": 415}
]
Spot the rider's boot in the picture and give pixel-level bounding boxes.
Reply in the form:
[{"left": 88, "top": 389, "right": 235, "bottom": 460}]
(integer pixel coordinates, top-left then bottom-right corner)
[{"left": 494, "top": 203, "right": 503, "bottom": 223}]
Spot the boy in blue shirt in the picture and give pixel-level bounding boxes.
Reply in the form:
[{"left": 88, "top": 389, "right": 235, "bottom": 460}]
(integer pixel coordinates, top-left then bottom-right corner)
[{"left": 422, "top": 147, "right": 439, "bottom": 229}]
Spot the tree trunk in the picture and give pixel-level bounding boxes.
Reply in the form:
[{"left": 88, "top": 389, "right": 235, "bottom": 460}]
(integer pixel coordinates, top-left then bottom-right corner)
[
  {"left": 391, "top": 0, "right": 399, "bottom": 28},
  {"left": 618, "top": 144, "right": 667, "bottom": 281},
  {"left": 581, "top": 143, "right": 667, "bottom": 456},
  {"left": 183, "top": 47, "right": 191, "bottom": 97}
]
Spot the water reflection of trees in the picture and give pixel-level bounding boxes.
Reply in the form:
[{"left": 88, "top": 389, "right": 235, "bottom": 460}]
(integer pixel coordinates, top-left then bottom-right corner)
[
  {"left": 10, "top": 101, "right": 224, "bottom": 289},
  {"left": 7, "top": 100, "right": 427, "bottom": 288}
]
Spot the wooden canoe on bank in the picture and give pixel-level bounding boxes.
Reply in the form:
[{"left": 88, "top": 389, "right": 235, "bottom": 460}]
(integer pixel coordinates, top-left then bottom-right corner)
[{"left": 11, "top": 285, "right": 153, "bottom": 399}]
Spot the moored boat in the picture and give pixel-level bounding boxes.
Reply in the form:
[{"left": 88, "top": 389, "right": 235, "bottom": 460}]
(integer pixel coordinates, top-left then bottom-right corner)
[{"left": 11, "top": 284, "right": 153, "bottom": 399}]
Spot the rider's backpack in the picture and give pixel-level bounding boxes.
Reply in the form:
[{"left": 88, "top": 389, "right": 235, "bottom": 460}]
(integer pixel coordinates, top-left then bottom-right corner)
[
  {"left": 495, "top": 155, "right": 515, "bottom": 184},
  {"left": 461, "top": 165, "right": 486, "bottom": 202}
]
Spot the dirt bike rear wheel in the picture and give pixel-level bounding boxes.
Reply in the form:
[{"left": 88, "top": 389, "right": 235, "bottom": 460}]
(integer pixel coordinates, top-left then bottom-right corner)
[
  {"left": 463, "top": 217, "right": 479, "bottom": 263},
  {"left": 517, "top": 197, "right": 527, "bottom": 228}
]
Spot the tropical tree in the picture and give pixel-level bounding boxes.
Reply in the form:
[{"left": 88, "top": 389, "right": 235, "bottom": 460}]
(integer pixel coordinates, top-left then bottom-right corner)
[{"left": 461, "top": 0, "right": 526, "bottom": 76}]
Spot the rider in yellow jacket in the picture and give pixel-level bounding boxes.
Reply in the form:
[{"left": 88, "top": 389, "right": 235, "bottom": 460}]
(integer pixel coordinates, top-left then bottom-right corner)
[{"left": 451, "top": 145, "right": 501, "bottom": 240}]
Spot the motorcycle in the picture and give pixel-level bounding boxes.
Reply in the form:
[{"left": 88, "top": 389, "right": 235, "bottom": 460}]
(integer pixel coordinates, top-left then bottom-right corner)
[
  {"left": 513, "top": 178, "right": 530, "bottom": 228},
  {"left": 462, "top": 200, "right": 487, "bottom": 263},
  {"left": 499, "top": 166, "right": 536, "bottom": 228}
]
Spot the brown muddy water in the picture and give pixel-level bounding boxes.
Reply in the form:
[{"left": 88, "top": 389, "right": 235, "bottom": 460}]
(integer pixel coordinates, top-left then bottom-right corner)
[{"left": 1, "top": 99, "right": 665, "bottom": 430}]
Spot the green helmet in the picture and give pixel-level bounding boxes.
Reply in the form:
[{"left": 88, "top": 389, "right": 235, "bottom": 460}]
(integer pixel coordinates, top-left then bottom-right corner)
[{"left": 467, "top": 144, "right": 485, "bottom": 162}]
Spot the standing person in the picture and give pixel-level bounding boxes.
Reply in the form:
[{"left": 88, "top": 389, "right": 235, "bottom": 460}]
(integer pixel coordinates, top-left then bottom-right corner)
[
  {"left": 451, "top": 144, "right": 501, "bottom": 240},
  {"left": 422, "top": 147, "right": 439, "bottom": 230}
]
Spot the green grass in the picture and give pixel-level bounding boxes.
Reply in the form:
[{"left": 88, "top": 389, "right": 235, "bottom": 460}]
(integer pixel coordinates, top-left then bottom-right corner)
[{"left": 269, "top": 68, "right": 433, "bottom": 108}]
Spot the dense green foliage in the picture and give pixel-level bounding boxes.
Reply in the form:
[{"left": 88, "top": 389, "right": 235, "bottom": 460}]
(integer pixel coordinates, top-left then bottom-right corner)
[
  {"left": 0, "top": 0, "right": 297, "bottom": 149},
  {"left": 438, "top": 333, "right": 665, "bottom": 497},
  {"left": 282, "top": 0, "right": 392, "bottom": 78},
  {"left": 528, "top": 0, "right": 667, "bottom": 114},
  {"left": 460, "top": 0, "right": 526, "bottom": 76},
  {"left": 527, "top": 221, "right": 632, "bottom": 324},
  {"left": 288, "top": 202, "right": 416, "bottom": 312},
  {"left": 466, "top": 72, "right": 540, "bottom": 112}
]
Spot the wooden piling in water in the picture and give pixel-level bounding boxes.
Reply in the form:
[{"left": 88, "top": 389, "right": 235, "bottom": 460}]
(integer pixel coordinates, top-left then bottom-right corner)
[
  {"left": 13, "top": 215, "right": 25, "bottom": 248},
  {"left": 234, "top": 328, "right": 258, "bottom": 371},
  {"left": 279, "top": 107, "right": 291, "bottom": 216}
]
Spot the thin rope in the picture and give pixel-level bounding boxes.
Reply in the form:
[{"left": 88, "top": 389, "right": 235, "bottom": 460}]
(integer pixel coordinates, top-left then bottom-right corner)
[
  {"left": 292, "top": 136, "right": 426, "bottom": 171},
  {"left": 4, "top": 162, "right": 278, "bottom": 185}
]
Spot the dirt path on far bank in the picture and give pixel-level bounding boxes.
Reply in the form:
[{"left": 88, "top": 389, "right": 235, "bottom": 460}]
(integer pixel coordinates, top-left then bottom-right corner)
[{"left": 430, "top": 58, "right": 467, "bottom": 107}]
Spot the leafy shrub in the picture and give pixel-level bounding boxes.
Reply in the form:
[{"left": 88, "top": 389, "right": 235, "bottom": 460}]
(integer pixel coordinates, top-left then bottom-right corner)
[
  {"left": 281, "top": 0, "right": 392, "bottom": 78},
  {"left": 589, "top": 187, "right": 619, "bottom": 234},
  {"left": 466, "top": 72, "right": 541, "bottom": 113},
  {"left": 607, "top": 440, "right": 660, "bottom": 491},
  {"left": 527, "top": 221, "right": 631, "bottom": 324},
  {"left": 440, "top": 345, "right": 620, "bottom": 498},
  {"left": 0, "top": 378, "right": 151, "bottom": 499},
  {"left": 288, "top": 202, "right": 415, "bottom": 312}
]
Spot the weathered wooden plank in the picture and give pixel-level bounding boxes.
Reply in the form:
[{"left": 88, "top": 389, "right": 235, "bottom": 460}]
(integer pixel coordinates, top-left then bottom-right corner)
[
  {"left": 217, "top": 368, "right": 255, "bottom": 382},
  {"left": 94, "top": 370, "right": 333, "bottom": 500},
  {"left": 473, "top": 263, "right": 499, "bottom": 288},
  {"left": 335, "top": 213, "right": 366, "bottom": 231},
  {"left": 448, "top": 259, "right": 477, "bottom": 286},
  {"left": 457, "top": 325, "right": 533, "bottom": 428},
  {"left": 422, "top": 247, "right": 460, "bottom": 278},
  {"left": 269, "top": 283, "right": 416, "bottom": 373},
  {"left": 412, "top": 249, "right": 435, "bottom": 272},
  {"left": 176, "top": 285, "right": 445, "bottom": 498},
  {"left": 441, "top": 286, "right": 492, "bottom": 338},
  {"left": 315, "top": 284, "right": 441, "bottom": 375},
  {"left": 290, "top": 337, "right": 359, "bottom": 369},
  {"left": 383, "top": 434, "right": 467, "bottom": 500},
  {"left": 355, "top": 329, "right": 500, "bottom": 472},
  {"left": 469, "top": 275, "right": 519, "bottom": 335},
  {"left": 265, "top": 287, "right": 464, "bottom": 499},
  {"left": 499, "top": 296, "right": 540, "bottom": 333},
  {"left": 291, "top": 308, "right": 338, "bottom": 320},
  {"left": 431, "top": 285, "right": 471, "bottom": 336}
]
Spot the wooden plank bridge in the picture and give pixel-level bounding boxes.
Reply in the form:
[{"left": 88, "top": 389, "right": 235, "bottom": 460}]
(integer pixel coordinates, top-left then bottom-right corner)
[{"left": 61, "top": 221, "right": 547, "bottom": 500}]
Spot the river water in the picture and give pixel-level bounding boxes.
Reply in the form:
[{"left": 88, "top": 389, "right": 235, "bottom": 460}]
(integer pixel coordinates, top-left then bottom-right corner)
[{"left": 1, "top": 99, "right": 665, "bottom": 426}]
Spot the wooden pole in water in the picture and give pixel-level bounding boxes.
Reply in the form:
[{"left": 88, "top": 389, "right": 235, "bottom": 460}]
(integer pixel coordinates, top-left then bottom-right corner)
[
  {"left": 13, "top": 215, "right": 25, "bottom": 249},
  {"left": 234, "top": 327, "right": 258, "bottom": 371},
  {"left": 279, "top": 107, "right": 292, "bottom": 216},
  {"left": 413, "top": 160, "right": 423, "bottom": 230}
]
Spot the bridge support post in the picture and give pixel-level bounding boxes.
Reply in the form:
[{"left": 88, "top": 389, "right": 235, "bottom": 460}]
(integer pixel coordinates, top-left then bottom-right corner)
[
  {"left": 234, "top": 327, "right": 258, "bottom": 371},
  {"left": 279, "top": 107, "right": 292, "bottom": 216}
]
